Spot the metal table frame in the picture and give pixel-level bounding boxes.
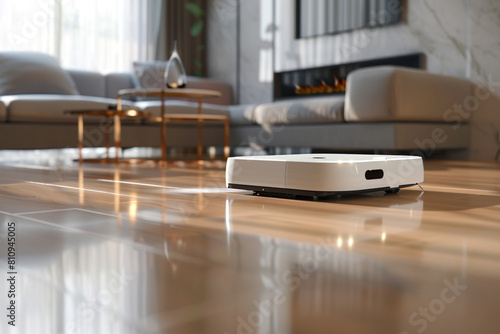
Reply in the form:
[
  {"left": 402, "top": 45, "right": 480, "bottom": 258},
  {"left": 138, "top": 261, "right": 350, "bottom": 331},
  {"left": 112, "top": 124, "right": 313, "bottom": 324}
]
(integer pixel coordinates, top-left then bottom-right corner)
[{"left": 116, "top": 88, "right": 228, "bottom": 163}]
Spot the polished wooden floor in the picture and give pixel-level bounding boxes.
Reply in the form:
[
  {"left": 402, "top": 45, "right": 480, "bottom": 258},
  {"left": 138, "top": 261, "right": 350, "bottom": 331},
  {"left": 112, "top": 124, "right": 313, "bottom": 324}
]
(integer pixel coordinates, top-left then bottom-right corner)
[{"left": 1, "top": 157, "right": 500, "bottom": 334}]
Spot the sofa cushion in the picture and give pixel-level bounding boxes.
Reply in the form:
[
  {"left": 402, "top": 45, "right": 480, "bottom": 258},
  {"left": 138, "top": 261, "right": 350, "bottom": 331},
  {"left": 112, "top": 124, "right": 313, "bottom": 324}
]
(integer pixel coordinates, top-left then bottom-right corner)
[
  {"left": 345, "top": 66, "right": 473, "bottom": 122},
  {"left": 67, "top": 70, "right": 106, "bottom": 98},
  {"left": 1, "top": 95, "right": 135, "bottom": 123},
  {"left": 0, "top": 100, "right": 6, "bottom": 122},
  {"left": 135, "top": 100, "right": 229, "bottom": 120},
  {"left": 251, "top": 96, "right": 345, "bottom": 125},
  {"left": 228, "top": 104, "right": 256, "bottom": 125},
  {"left": 0, "top": 52, "right": 79, "bottom": 96}
]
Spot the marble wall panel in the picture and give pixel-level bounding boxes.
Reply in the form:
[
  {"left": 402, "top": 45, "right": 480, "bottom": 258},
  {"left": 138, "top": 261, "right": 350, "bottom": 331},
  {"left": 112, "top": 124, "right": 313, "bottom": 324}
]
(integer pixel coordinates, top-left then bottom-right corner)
[
  {"left": 207, "top": 0, "right": 238, "bottom": 103},
  {"left": 467, "top": 0, "right": 500, "bottom": 160},
  {"left": 239, "top": 0, "right": 274, "bottom": 104}
]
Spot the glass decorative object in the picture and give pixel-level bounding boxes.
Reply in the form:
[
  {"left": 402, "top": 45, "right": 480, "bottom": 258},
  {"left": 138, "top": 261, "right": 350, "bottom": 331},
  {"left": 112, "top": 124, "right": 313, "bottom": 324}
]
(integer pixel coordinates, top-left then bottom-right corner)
[{"left": 164, "top": 41, "right": 187, "bottom": 88}]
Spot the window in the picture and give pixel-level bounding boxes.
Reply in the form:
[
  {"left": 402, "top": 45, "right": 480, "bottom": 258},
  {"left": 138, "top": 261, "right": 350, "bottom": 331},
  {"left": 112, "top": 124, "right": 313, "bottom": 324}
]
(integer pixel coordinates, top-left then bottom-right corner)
[{"left": 0, "top": 0, "right": 163, "bottom": 72}]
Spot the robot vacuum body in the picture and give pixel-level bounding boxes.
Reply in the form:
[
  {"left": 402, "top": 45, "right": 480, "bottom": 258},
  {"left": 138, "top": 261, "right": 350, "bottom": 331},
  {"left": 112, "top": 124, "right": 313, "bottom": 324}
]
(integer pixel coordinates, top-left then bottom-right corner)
[{"left": 226, "top": 154, "right": 424, "bottom": 197}]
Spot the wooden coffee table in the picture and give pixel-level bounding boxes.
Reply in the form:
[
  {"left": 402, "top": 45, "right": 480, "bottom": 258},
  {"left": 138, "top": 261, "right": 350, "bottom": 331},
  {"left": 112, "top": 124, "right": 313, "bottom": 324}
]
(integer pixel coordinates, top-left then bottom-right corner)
[
  {"left": 64, "top": 108, "right": 149, "bottom": 164},
  {"left": 116, "top": 88, "right": 228, "bottom": 164}
]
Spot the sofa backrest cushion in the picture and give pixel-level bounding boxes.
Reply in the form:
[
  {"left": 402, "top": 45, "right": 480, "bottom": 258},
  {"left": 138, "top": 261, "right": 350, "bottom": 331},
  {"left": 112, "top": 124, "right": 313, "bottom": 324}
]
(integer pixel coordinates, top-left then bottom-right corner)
[
  {"left": 0, "top": 52, "right": 79, "bottom": 96},
  {"left": 105, "top": 73, "right": 135, "bottom": 99},
  {"left": 345, "top": 66, "right": 473, "bottom": 122},
  {"left": 67, "top": 70, "right": 106, "bottom": 98}
]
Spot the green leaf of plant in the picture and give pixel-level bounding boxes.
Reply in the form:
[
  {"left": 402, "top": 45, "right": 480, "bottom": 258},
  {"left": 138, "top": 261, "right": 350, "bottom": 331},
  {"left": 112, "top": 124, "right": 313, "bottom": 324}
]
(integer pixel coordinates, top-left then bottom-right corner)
[
  {"left": 193, "top": 70, "right": 204, "bottom": 77},
  {"left": 190, "top": 20, "right": 204, "bottom": 37},
  {"left": 185, "top": 3, "right": 205, "bottom": 17},
  {"left": 197, "top": 45, "right": 206, "bottom": 51},
  {"left": 194, "top": 59, "right": 203, "bottom": 68}
]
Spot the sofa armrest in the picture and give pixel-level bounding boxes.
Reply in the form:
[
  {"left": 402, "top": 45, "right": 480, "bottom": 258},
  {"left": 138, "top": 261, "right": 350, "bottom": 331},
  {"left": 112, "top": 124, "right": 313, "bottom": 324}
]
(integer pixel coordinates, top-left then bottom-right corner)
[{"left": 344, "top": 66, "right": 473, "bottom": 122}]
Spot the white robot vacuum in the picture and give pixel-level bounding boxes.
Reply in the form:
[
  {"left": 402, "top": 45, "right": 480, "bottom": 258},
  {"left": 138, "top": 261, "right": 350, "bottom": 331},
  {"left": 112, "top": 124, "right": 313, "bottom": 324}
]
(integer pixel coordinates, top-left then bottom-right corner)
[{"left": 226, "top": 154, "right": 424, "bottom": 198}]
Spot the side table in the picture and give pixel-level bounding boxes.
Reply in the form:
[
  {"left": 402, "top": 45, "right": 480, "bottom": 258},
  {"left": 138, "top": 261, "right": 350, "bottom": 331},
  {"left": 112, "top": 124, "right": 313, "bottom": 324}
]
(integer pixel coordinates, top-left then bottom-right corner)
[
  {"left": 116, "top": 88, "right": 228, "bottom": 164},
  {"left": 64, "top": 109, "right": 149, "bottom": 164}
]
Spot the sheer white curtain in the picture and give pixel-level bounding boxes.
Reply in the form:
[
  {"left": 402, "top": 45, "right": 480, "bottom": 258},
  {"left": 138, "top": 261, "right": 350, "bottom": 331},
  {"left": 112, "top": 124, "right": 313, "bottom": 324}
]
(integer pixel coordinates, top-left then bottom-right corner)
[{"left": 0, "top": 0, "right": 163, "bottom": 72}]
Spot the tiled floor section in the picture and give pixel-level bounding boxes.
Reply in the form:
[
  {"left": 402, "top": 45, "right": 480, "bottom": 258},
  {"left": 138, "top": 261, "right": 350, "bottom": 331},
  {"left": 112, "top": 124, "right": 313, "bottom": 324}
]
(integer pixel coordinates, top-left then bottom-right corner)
[{"left": 0, "top": 159, "right": 500, "bottom": 333}]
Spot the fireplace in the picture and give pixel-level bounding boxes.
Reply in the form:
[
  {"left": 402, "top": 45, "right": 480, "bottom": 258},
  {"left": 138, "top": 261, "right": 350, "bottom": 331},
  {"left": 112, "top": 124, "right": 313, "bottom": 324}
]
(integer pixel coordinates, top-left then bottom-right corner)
[{"left": 273, "top": 53, "right": 424, "bottom": 100}]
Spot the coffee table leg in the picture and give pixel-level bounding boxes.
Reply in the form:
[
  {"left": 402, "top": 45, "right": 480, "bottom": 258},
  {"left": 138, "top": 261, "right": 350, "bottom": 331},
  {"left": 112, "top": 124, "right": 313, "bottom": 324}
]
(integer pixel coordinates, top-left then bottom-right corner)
[
  {"left": 162, "top": 117, "right": 167, "bottom": 164},
  {"left": 161, "top": 91, "right": 167, "bottom": 162},
  {"left": 224, "top": 117, "right": 230, "bottom": 160},
  {"left": 105, "top": 115, "right": 110, "bottom": 160},
  {"left": 115, "top": 96, "right": 122, "bottom": 161},
  {"left": 197, "top": 96, "right": 203, "bottom": 162},
  {"left": 114, "top": 114, "right": 121, "bottom": 162},
  {"left": 77, "top": 114, "right": 84, "bottom": 164}
]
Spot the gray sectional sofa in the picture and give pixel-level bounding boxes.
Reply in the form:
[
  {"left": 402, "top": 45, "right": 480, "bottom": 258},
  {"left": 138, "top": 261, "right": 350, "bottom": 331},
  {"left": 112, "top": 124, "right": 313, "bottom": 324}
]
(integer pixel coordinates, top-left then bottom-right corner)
[
  {"left": 0, "top": 52, "right": 471, "bottom": 155},
  {"left": 231, "top": 66, "right": 471, "bottom": 153}
]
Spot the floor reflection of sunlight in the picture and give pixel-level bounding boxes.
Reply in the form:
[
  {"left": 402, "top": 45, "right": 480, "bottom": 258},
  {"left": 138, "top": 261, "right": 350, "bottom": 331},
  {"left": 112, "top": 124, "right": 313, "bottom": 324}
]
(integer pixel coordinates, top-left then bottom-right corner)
[
  {"left": 0, "top": 148, "right": 79, "bottom": 166},
  {"left": 0, "top": 148, "right": 161, "bottom": 166}
]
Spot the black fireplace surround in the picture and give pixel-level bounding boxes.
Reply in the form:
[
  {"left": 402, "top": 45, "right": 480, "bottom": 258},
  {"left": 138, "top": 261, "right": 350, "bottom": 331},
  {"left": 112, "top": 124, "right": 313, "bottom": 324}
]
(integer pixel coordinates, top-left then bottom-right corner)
[{"left": 273, "top": 53, "right": 424, "bottom": 101}]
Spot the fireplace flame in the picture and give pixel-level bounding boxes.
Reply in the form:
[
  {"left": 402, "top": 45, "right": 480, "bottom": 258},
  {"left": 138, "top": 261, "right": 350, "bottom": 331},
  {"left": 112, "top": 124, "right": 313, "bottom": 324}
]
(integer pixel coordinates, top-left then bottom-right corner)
[{"left": 295, "top": 76, "right": 346, "bottom": 95}]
